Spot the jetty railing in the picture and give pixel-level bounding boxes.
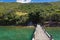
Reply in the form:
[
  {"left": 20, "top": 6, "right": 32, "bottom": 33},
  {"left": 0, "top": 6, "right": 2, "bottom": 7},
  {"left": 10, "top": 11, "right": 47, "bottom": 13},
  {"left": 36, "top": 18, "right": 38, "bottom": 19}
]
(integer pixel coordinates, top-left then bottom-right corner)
[{"left": 42, "top": 26, "right": 54, "bottom": 40}]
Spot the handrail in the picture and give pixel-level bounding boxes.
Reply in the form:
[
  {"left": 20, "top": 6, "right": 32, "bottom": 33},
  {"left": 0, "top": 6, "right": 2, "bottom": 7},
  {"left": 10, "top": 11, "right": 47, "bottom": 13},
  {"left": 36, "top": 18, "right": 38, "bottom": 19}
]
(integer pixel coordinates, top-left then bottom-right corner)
[
  {"left": 32, "top": 28, "right": 36, "bottom": 40},
  {"left": 42, "top": 26, "right": 54, "bottom": 40},
  {"left": 45, "top": 31, "right": 54, "bottom": 40}
]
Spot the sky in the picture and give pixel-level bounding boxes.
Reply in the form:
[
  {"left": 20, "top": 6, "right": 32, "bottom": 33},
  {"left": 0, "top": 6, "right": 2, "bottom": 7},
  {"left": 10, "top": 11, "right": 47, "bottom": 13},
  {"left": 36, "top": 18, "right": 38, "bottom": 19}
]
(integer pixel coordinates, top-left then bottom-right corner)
[
  {"left": 0, "top": 0, "right": 59, "bottom": 2},
  {"left": 31, "top": 0, "right": 58, "bottom": 3},
  {"left": 0, "top": 0, "right": 16, "bottom": 2}
]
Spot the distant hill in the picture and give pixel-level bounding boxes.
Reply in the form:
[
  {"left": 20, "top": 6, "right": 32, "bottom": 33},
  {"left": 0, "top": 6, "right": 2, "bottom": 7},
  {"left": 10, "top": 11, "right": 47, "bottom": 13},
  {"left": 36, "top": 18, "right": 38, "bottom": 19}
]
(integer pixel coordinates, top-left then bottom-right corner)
[
  {"left": 0, "top": 2, "right": 60, "bottom": 26},
  {"left": 0, "top": 2, "right": 60, "bottom": 13}
]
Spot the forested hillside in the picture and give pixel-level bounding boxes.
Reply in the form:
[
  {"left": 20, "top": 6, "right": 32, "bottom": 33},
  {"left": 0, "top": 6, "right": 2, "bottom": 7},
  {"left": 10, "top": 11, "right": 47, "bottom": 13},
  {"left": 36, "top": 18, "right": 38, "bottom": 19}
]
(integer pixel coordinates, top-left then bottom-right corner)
[{"left": 0, "top": 2, "right": 60, "bottom": 26}]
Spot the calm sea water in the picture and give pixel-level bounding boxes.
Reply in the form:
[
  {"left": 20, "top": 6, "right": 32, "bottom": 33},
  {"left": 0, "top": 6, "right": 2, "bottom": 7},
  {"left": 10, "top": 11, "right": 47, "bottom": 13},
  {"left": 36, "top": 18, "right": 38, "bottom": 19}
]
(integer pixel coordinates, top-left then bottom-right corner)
[
  {"left": 0, "top": 26, "right": 34, "bottom": 40},
  {"left": 45, "top": 27, "right": 60, "bottom": 40}
]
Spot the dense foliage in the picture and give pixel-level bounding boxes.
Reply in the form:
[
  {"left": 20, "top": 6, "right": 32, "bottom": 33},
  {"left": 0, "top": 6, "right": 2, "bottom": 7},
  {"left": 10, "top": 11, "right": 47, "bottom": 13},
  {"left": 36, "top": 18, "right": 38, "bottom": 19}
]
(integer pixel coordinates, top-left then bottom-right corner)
[{"left": 0, "top": 2, "right": 60, "bottom": 25}]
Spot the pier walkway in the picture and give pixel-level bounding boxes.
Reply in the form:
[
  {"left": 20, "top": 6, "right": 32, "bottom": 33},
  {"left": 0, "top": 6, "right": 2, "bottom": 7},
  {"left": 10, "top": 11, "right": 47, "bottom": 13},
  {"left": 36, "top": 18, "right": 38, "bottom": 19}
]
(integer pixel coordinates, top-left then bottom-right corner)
[{"left": 32, "top": 24, "right": 51, "bottom": 40}]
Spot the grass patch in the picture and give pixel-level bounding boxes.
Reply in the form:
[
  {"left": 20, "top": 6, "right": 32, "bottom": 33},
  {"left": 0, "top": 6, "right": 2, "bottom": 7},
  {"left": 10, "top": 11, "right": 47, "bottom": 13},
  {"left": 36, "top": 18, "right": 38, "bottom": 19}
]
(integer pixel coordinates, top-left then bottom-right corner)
[{"left": 0, "top": 26, "right": 35, "bottom": 40}]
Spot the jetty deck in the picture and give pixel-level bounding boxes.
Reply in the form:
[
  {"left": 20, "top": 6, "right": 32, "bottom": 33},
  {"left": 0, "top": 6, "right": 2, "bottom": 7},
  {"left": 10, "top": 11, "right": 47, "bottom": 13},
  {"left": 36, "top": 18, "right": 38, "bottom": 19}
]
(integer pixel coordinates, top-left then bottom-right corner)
[{"left": 34, "top": 25, "right": 50, "bottom": 40}]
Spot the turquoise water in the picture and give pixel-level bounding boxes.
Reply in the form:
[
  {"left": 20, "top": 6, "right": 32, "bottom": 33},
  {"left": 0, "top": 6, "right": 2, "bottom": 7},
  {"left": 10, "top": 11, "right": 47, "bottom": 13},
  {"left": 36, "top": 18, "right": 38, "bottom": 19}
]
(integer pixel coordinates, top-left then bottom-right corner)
[
  {"left": 0, "top": 26, "right": 35, "bottom": 40},
  {"left": 45, "top": 27, "right": 60, "bottom": 40}
]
